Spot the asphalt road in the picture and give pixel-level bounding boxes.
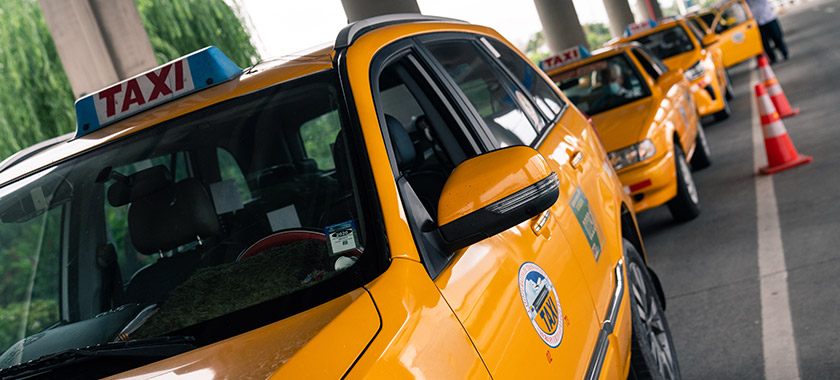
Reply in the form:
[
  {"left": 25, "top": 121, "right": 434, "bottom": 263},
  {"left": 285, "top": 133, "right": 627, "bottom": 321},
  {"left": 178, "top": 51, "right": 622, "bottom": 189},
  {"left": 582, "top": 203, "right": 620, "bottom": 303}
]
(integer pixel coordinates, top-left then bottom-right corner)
[{"left": 635, "top": 0, "right": 840, "bottom": 378}]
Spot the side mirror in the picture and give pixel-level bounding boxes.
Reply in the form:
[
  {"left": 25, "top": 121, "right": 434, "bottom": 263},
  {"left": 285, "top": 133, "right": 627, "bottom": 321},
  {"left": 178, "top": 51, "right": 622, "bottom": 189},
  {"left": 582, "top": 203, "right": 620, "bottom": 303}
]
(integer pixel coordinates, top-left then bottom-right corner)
[
  {"left": 702, "top": 34, "right": 719, "bottom": 46},
  {"left": 436, "top": 146, "right": 560, "bottom": 251}
]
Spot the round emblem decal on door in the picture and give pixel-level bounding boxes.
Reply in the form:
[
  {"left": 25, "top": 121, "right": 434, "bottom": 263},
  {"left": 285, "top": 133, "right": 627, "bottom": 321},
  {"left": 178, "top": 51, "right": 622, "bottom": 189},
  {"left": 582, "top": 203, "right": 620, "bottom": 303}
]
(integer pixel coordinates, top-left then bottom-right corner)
[
  {"left": 518, "top": 262, "right": 564, "bottom": 347},
  {"left": 733, "top": 31, "right": 746, "bottom": 44}
]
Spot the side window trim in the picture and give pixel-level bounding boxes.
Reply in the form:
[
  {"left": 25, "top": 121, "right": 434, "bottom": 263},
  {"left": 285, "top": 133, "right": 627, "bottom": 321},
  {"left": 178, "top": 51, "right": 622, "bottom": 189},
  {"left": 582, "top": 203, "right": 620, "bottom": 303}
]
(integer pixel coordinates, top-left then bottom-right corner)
[
  {"left": 415, "top": 33, "right": 542, "bottom": 150},
  {"left": 475, "top": 36, "right": 549, "bottom": 129},
  {"left": 368, "top": 40, "right": 467, "bottom": 278},
  {"left": 632, "top": 48, "right": 661, "bottom": 81}
]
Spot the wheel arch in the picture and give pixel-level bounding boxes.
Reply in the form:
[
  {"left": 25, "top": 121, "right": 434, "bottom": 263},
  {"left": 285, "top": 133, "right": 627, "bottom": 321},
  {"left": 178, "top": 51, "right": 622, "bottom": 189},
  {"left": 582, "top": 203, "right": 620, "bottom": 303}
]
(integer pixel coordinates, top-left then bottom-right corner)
[
  {"left": 620, "top": 202, "right": 646, "bottom": 263},
  {"left": 621, "top": 203, "right": 668, "bottom": 310}
]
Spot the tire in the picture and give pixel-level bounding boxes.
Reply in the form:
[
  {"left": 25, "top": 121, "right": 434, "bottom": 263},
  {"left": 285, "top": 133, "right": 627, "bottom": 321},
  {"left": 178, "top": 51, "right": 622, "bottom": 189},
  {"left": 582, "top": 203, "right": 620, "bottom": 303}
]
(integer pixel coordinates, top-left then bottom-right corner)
[
  {"left": 724, "top": 69, "right": 734, "bottom": 101},
  {"left": 666, "top": 145, "right": 700, "bottom": 222},
  {"left": 713, "top": 92, "right": 731, "bottom": 122},
  {"left": 689, "top": 122, "right": 711, "bottom": 171},
  {"left": 625, "top": 240, "right": 681, "bottom": 380}
]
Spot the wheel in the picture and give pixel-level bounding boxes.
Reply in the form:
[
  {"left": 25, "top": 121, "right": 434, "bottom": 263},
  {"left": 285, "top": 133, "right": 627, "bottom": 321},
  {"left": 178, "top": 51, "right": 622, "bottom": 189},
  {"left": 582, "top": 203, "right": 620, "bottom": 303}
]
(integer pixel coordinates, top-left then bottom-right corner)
[
  {"left": 713, "top": 92, "right": 731, "bottom": 122},
  {"left": 689, "top": 121, "right": 711, "bottom": 170},
  {"left": 666, "top": 145, "right": 700, "bottom": 222},
  {"left": 724, "top": 69, "right": 734, "bottom": 101},
  {"left": 625, "top": 239, "right": 681, "bottom": 380}
]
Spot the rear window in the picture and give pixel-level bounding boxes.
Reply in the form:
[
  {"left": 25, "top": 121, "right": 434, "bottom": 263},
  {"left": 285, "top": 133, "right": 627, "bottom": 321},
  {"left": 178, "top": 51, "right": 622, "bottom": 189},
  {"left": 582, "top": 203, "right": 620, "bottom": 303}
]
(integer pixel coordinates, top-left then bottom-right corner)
[{"left": 632, "top": 26, "right": 696, "bottom": 60}]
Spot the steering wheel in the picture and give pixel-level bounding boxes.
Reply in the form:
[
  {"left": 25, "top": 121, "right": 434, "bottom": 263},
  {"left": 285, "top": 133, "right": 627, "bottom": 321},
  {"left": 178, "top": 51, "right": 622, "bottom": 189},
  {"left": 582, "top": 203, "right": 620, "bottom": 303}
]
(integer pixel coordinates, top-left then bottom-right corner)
[{"left": 236, "top": 230, "right": 327, "bottom": 261}]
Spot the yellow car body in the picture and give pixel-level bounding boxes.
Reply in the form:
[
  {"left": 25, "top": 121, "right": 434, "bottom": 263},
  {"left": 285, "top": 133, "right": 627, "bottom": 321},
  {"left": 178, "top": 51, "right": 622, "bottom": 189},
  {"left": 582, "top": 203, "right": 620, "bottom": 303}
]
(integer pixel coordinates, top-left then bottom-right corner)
[
  {"left": 691, "top": 0, "right": 763, "bottom": 67},
  {"left": 545, "top": 44, "right": 706, "bottom": 218},
  {"left": 0, "top": 16, "right": 681, "bottom": 380},
  {"left": 611, "top": 19, "right": 730, "bottom": 120}
]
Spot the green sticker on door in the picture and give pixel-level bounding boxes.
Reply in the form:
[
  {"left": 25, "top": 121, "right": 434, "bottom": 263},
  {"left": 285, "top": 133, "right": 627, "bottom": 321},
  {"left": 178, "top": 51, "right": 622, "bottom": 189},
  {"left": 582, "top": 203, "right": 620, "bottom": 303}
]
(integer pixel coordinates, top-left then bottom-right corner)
[{"left": 569, "top": 187, "right": 604, "bottom": 261}]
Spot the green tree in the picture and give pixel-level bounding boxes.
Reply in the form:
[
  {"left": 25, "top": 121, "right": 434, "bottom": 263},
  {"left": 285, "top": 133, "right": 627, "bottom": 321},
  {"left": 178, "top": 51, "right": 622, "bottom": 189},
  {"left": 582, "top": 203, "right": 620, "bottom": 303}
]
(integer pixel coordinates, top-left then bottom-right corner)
[
  {"left": 524, "top": 23, "right": 613, "bottom": 65},
  {"left": 0, "top": 0, "right": 260, "bottom": 162},
  {"left": 0, "top": 0, "right": 75, "bottom": 160},
  {"left": 583, "top": 23, "right": 612, "bottom": 50},
  {"left": 136, "top": 0, "right": 259, "bottom": 68}
]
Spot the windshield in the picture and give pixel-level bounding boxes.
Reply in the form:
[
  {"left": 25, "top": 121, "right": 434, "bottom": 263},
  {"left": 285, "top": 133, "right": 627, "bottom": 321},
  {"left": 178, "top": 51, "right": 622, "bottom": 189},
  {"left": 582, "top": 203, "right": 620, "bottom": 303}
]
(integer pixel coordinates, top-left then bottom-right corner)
[
  {"left": 631, "top": 25, "right": 697, "bottom": 60},
  {"left": 0, "top": 69, "right": 379, "bottom": 374},
  {"left": 550, "top": 53, "right": 651, "bottom": 116}
]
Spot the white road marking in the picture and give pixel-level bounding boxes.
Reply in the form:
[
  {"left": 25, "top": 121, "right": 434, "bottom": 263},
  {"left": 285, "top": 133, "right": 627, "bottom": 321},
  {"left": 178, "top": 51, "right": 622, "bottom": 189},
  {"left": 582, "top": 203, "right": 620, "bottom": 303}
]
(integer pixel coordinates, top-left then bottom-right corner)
[{"left": 751, "top": 67, "right": 801, "bottom": 380}]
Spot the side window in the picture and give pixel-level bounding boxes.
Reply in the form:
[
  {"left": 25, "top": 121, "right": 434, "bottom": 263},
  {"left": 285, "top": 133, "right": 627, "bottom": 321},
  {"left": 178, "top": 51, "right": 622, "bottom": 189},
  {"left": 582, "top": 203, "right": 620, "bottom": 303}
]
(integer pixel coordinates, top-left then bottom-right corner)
[
  {"left": 639, "top": 46, "right": 670, "bottom": 74},
  {"left": 632, "top": 48, "right": 662, "bottom": 80},
  {"left": 484, "top": 38, "right": 566, "bottom": 123},
  {"left": 300, "top": 110, "right": 341, "bottom": 170},
  {"left": 217, "top": 148, "right": 252, "bottom": 203},
  {"left": 424, "top": 39, "right": 541, "bottom": 147},
  {"left": 718, "top": 2, "right": 748, "bottom": 32},
  {"left": 375, "top": 54, "right": 478, "bottom": 211}
]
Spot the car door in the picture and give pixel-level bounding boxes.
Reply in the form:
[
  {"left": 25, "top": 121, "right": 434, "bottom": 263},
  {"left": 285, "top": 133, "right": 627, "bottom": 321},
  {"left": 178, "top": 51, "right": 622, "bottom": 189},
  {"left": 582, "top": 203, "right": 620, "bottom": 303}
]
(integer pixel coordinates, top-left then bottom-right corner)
[
  {"left": 712, "top": 0, "right": 763, "bottom": 67},
  {"left": 407, "top": 34, "right": 607, "bottom": 378}
]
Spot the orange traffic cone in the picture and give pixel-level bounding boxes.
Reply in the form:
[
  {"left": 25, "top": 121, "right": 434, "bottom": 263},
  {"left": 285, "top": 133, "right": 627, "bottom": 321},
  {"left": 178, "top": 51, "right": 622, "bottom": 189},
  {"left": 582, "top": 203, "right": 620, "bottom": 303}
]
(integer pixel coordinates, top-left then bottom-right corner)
[
  {"left": 755, "top": 83, "right": 811, "bottom": 174},
  {"left": 757, "top": 55, "right": 799, "bottom": 118}
]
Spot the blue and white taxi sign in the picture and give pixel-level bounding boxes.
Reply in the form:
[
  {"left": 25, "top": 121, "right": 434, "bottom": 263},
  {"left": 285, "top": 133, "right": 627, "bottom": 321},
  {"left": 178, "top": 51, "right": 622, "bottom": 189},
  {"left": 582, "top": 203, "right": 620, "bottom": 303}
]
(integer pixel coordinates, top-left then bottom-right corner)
[
  {"left": 539, "top": 45, "right": 591, "bottom": 72},
  {"left": 74, "top": 46, "right": 242, "bottom": 138},
  {"left": 624, "top": 19, "right": 658, "bottom": 37}
]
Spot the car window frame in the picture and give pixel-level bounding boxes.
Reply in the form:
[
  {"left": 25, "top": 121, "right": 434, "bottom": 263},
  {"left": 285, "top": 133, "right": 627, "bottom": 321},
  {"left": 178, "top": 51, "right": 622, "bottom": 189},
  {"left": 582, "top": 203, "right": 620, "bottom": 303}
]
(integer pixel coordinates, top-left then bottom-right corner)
[
  {"left": 476, "top": 36, "right": 570, "bottom": 148},
  {"left": 631, "top": 48, "right": 662, "bottom": 81},
  {"left": 414, "top": 32, "right": 550, "bottom": 150},
  {"left": 368, "top": 38, "right": 491, "bottom": 278}
]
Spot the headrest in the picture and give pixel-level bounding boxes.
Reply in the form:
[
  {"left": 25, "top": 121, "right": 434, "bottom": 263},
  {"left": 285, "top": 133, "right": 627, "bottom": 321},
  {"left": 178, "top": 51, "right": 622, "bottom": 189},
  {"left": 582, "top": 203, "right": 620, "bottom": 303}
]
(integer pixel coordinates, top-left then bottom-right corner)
[
  {"left": 385, "top": 114, "right": 416, "bottom": 169},
  {"left": 108, "top": 166, "right": 172, "bottom": 207},
  {"left": 128, "top": 178, "right": 219, "bottom": 255},
  {"left": 295, "top": 159, "right": 318, "bottom": 173}
]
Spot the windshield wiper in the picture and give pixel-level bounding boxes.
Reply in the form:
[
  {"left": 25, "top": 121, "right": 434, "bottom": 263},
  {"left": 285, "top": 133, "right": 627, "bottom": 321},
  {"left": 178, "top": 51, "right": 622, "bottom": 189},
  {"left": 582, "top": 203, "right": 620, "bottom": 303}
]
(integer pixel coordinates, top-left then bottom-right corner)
[{"left": 0, "top": 335, "right": 196, "bottom": 380}]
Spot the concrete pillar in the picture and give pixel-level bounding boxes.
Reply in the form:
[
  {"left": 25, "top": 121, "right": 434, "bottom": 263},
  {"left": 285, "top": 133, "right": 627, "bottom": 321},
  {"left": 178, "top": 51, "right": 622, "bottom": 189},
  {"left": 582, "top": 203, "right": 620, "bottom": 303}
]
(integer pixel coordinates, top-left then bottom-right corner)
[
  {"left": 341, "top": 0, "right": 421, "bottom": 23},
  {"left": 635, "top": 0, "right": 664, "bottom": 22},
  {"left": 534, "top": 0, "right": 589, "bottom": 53},
  {"left": 602, "top": 0, "right": 636, "bottom": 37},
  {"left": 39, "top": 0, "right": 156, "bottom": 98}
]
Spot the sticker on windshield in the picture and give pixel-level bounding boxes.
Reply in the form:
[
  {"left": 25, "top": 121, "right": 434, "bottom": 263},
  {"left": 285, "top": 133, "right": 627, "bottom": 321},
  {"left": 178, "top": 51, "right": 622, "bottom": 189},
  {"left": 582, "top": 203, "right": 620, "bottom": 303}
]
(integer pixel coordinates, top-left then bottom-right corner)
[
  {"left": 518, "top": 262, "right": 564, "bottom": 347},
  {"left": 569, "top": 187, "right": 604, "bottom": 261},
  {"left": 324, "top": 220, "right": 358, "bottom": 256}
]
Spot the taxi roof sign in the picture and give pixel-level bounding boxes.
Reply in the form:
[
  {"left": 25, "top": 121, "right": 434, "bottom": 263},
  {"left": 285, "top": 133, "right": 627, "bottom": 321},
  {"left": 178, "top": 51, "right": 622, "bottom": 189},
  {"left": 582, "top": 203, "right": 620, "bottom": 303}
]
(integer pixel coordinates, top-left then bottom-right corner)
[
  {"left": 624, "top": 19, "right": 658, "bottom": 37},
  {"left": 74, "top": 46, "right": 242, "bottom": 138},
  {"left": 539, "top": 45, "right": 591, "bottom": 72}
]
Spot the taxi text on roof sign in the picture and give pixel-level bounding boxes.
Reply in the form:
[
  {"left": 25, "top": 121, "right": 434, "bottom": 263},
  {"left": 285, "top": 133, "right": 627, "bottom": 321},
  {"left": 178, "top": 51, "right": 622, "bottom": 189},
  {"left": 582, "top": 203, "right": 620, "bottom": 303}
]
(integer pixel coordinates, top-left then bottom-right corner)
[
  {"left": 539, "top": 45, "right": 591, "bottom": 72},
  {"left": 74, "top": 46, "right": 242, "bottom": 138},
  {"left": 624, "top": 19, "right": 658, "bottom": 37}
]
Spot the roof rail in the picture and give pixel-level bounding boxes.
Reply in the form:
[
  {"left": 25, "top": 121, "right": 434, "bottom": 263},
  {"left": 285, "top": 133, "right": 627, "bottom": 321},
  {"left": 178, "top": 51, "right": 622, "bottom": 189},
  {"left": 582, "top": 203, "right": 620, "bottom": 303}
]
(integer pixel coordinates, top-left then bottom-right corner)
[
  {"left": 335, "top": 13, "right": 467, "bottom": 49},
  {"left": 0, "top": 132, "right": 73, "bottom": 174}
]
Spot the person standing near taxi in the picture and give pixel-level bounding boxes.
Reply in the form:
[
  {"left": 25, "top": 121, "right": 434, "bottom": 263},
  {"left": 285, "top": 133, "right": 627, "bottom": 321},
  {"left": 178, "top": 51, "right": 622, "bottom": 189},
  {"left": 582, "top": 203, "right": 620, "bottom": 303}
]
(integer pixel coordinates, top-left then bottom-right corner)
[{"left": 746, "top": 0, "right": 789, "bottom": 63}]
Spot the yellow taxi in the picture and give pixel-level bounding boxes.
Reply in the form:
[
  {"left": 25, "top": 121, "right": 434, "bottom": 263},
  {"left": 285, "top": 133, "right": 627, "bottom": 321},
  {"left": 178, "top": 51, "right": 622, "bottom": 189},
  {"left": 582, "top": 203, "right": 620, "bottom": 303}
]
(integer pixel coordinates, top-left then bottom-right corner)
[
  {"left": 690, "top": 0, "right": 763, "bottom": 67},
  {"left": 543, "top": 44, "right": 710, "bottom": 222},
  {"left": 0, "top": 15, "right": 680, "bottom": 380},
  {"left": 611, "top": 19, "right": 732, "bottom": 122}
]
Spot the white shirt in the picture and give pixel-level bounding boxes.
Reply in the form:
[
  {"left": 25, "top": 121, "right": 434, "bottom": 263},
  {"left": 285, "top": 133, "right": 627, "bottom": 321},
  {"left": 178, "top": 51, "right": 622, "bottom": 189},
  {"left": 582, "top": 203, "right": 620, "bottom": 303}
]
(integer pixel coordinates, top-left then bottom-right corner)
[{"left": 746, "top": 0, "right": 777, "bottom": 26}]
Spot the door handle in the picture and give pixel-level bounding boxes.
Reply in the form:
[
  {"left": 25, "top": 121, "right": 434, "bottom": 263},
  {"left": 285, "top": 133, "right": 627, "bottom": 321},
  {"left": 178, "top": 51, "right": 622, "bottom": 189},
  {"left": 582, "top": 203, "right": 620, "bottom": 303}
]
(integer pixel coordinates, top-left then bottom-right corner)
[{"left": 570, "top": 151, "right": 584, "bottom": 170}]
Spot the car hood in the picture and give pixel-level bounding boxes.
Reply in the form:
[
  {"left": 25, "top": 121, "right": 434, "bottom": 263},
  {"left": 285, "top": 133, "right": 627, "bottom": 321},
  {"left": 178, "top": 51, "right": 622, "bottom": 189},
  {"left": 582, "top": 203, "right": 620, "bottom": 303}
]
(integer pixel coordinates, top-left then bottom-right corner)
[
  {"left": 591, "top": 98, "right": 656, "bottom": 152},
  {"left": 663, "top": 50, "right": 701, "bottom": 72},
  {"left": 105, "top": 289, "right": 380, "bottom": 380}
]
